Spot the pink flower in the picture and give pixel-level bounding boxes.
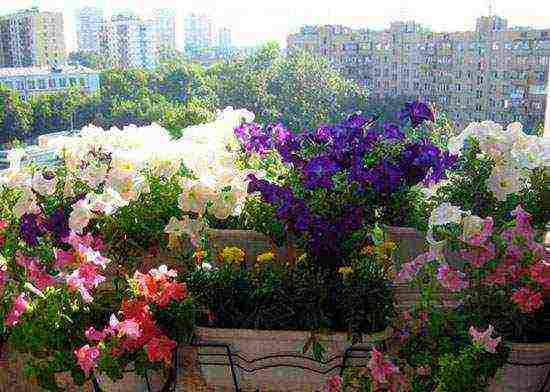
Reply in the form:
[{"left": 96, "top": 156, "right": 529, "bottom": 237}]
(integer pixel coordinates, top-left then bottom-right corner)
[
  {"left": 396, "top": 249, "right": 439, "bottom": 283},
  {"left": 144, "top": 335, "right": 177, "bottom": 365},
  {"left": 156, "top": 282, "right": 187, "bottom": 308},
  {"left": 85, "top": 327, "right": 106, "bottom": 341},
  {"left": 0, "top": 220, "right": 8, "bottom": 230},
  {"left": 116, "top": 319, "right": 142, "bottom": 339},
  {"left": 462, "top": 217, "right": 493, "bottom": 246},
  {"left": 469, "top": 325, "right": 501, "bottom": 353},
  {"left": 530, "top": 262, "right": 550, "bottom": 288},
  {"left": 66, "top": 263, "right": 106, "bottom": 303},
  {"left": 437, "top": 263, "right": 468, "bottom": 292},
  {"left": 511, "top": 287, "right": 544, "bottom": 313},
  {"left": 324, "top": 375, "right": 343, "bottom": 392},
  {"left": 0, "top": 264, "right": 8, "bottom": 295},
  {"left": 367, "top": 347, "right": 399, "bottom": 384},
  {"left": 5, "top": 293, "right": 29, "bottom": 327},
  {"left": 74, "top": 345, "right": 100, "bottom": 376},
  {"left": 54, "top": 249, "right": 76, "bottom": 269}
]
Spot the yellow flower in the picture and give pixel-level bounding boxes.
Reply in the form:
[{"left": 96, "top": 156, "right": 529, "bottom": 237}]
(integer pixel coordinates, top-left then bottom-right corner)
[
  {"left": 257, "top": 252, "right": 275, "bottom": 263},
  {"left": 361, "top": 245, "right": 375, "bottom": 256},
  {"left": 218, "top": 247, "right": 246, "bottom": 264},
  {"left": 193, "top": 250, "right": 207, "bottom": 265},
  {"left": 338, "top": 266, "right": 354, "bottom": 278}
]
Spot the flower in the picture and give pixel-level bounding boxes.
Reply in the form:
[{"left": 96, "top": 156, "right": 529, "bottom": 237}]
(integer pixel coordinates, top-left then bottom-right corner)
[
  {"left": 257, "top": 252, "right": 275, "bottom": 263},
  {"left": 429, "top": 203, "right": 465, "bottom": 227},
  {"left": 74, "top": 345, "right": 100, "bottom": 377},
  {"left": 437, "top": 263, "right": 468, "bottom": 292},
  {"left": 511, "top": 287, "right": 544, "bottom": 313},
  {"left": 13, "top": 188, "right": 40, "bottom": 219},
  {"left": 396, "top": 247, "right": 442, "bottom": 283},
  {"left": 530, "top": 261, "right": 550, "bottom": 287},
  {"left": 487, "top": 164, "right": 525, "bottom": 202},
  {"left": 66, "top": 263, "right": 106, "bottom": 303},
  {"left": 85, "top": 327, "right": 106, "bottom": 341},
  {"left": 416, "top": 365, "right": 431, "bottom": 376},
  {"left": 324, "top": 374, "right": 343, "bottom": 392},
  {"left": 69, "top": 199, "right": 93, "bottom": 234},
  {"left": 400, "top": 101, "right": 435, "bottom": 128},
  {"left": 338, "top": 266, "right": 353, "bottom": 279},
  {"left": 31, "top": 171, "right": 57, "bottom": 196},
  {"left": 5, "top": 293, "right": 29, "bottom": 327},
  {"left": 115, "top": 319, "right": 142, "bottom": 339},
  {"left": 218, "top": 247, "right": 246, "bottom": 264},
  {"left": 19, "top": 213, "right": 44, "bottom": 247},
  {"left": 144, "top": 335, "right": 177, "bottom": 365},
  {"left": 469, "top": 325, "right": 501, "bottom": 353}
]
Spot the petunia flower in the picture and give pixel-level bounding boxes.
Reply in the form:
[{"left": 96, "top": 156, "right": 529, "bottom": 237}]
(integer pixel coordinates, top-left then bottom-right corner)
[
  {"left": 74, "top": 345, "right": 100, "bottom": 377},
  {"left": 469, "top": 325, "right": 501, "bottom": 353}
]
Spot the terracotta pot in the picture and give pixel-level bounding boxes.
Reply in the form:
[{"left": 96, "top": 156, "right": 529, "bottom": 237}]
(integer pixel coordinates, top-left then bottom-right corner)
[
  {"left": 488, "top": 342, "right": 550, "bottom": 392},
  {"left": 193, "top": 327, "right": 371, "bottom": 392}
]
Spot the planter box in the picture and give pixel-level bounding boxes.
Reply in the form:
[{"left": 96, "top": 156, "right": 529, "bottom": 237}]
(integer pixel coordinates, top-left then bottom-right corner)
[
  {"left": 194, "top": 327, "right": 371, "bottom": 392},
  {"left": 489, "top": 342, "right": 550, "bottom": 392}
]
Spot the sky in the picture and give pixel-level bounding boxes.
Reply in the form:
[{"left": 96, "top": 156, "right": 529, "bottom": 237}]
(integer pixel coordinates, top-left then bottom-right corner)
[{"left": 1, "top": 0, "right": 549, "bottom": 51}]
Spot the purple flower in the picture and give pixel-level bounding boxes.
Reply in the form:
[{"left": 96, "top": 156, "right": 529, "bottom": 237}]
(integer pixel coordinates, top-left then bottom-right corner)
[
  {"left": 302, "top": 155, "right": 340, "bottom": 190},
  {"left": 234, "top": 123, "right": 272, "bottom": 155},
  {"left": 343, "top": 113, "right": 367, "bottom": 129},
  {"left": 45, "top": 209, "right": 70, "bottom": 241},
  {"left": 400, "top": 101, "right": 435, "bottom": 128},
  {"left": 20, "top": 214, "right": 44, "bottom": 247},
  {"left": 381, "top": 123, "right": 405, "bottom": 140}
]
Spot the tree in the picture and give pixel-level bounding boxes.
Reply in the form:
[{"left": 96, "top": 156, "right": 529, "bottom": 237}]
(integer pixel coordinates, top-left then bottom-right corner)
[{"left": 0, "top": 87, "right": 33, "bottom": 144}]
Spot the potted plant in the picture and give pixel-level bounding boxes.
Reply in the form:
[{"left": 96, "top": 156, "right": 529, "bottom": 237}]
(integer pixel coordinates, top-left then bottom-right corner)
[{"left": 398, "top": 202, "right": 549, "bottom": 392}]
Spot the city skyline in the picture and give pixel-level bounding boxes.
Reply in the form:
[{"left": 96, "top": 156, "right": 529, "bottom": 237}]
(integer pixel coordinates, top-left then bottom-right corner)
[{"left": 1, "top": 0, "right": 549, "bottom": 51}]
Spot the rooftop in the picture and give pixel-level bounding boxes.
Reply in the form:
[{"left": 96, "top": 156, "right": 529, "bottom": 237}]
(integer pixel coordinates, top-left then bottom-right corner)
[{"left": 0, "top": 65, "right": 98, "bottom": 78}]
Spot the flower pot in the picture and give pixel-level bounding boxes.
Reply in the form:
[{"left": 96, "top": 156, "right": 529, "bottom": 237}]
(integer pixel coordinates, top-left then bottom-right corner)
[
  {"left": 488, "top": 342, "right": 550, "bottom": 392},
  {"left": 96, "top": 371, "right": 168, "bottom": 392},
  {"left": 192, "top": 327, "right": 371, "bottom": 392}
]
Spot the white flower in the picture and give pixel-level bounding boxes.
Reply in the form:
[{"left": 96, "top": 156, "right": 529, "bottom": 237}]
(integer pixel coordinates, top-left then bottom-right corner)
[
  {"left": 31, "top": 171, "right": 57, "bottom": 196},
  {"left": 87, "top": 188, "right": 128, "bottom": 215},
  {"left": 487, "top": 164, "right": 526, "bottom": 201},
  {"left": 429, "top": 203, "right": 465, "bottom": 227},
  {"left": 461, "top": 215, "right": 485, "bottom": 239},
  {"left": 13, "top": 188, "right": 40, "bottom": 218},
  {"left": 80, "top": 164, "right": 108, "bottom": 189},
  {"left": 69, "top": 199, "right": 93, "bottom": 234},
  {"left": 510, "top": 135, "right": 549, "bottom": 170}
]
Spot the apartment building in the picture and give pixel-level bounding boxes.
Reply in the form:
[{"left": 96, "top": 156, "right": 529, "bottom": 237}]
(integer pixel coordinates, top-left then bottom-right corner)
[
  {"left": 287, "top": 16, "right": 550, "bottom": 129},
  {"left": 218, "top": 27, "right": 232, "bottom": 51},
  {"left": 184, "top": 13, "right": 214, "bottom": 53},
  {"left": 76, "top": 7, "right": 104, "bottom": 53},
  {"left": 0, "top": 65, "right": 100, "bottom": 100},
  {"left": 153, "top": 9, "right": 177, "bottom": 55},
  {"left": 99, "top": 13, "right": 157, "bottom": 69},
  {"left": 0, "top": 8, "right": 66, "bottom": 68}
]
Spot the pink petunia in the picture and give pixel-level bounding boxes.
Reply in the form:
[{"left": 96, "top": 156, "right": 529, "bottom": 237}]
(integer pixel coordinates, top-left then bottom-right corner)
[
  {"left": 0, "top": 219, "right": 9, "bottom": 230},
  {"left": 5, "top": 293, "right": 29, "bottom": 327},
  {"left": 54, "top": 249, "right": 76, "bottom": 269},
  {"left": 367, "top": 347, "right": 399, "bottom": 385},
  {"left": 531, "top": 261, "right": 550, "bottom": 288},
  {"left": 66, "top": 263, "right": 106, "bottom": 303},
  {"left": 144, "top": 335, "right": 177, "bottom": 365},
  {"left": 511, "top": 287, "right": 544, "bottom": 313},
  {"left": 115, "top": 319, "right": 142, "bottom": 339},
  {"left": 85, "top": 327, "right": 106, "bottom": 341},
  {"left": 324, "top": 374, "right": 343, "bottom": 392},
  {"left": 74, "top": 345, "right": 100, "bottom": 377},
  {"left": 437, "top": 263, "right": 468, "bottom": 292},
  {"left": 396, "top": 249, "right": 439, "bottom": 283},
  {"left": 469, "top": 325, "right": 501, "bottom": 353}
]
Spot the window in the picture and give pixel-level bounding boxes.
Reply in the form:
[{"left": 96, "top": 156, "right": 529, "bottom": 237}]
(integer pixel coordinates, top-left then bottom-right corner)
[
  {"left": 49, "top": 78, "right": 56, "bottom": 88},
  {"left": 38, "top": 79, "right": 46, "bottom": 89},
  {"left": 477, "top": 76, "right": 484, "bottom": 84},
  {"left": 16, "top": 81, "right": 24, "bottom": 90},
  {"left": 27, "top": 80, "right": 36, "bottom": 90},
  {"left": 59, "top": 78, "right": 67, "bottom": 87},
  {"left": 69, "top": 78, "right": 76, "bottom": 86},
  {"left": 455, "top": 83, "right": 462, "bottom": 92}
]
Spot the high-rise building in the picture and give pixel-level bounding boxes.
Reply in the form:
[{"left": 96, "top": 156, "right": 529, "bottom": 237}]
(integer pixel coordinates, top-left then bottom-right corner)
[
  {"left": 152, "top": 9, "right": 176, "bottom": 55},
  {"left": 184, "top": 13, "right": 213, "bottom": 53},
  {"left": 218, "top": 27, "right": 232, "bottom": 50},
  {"left": 0, "top": 8, "right": 66, "bottom": 68},
  {"left": 76, "top": 7, "right": 104, "bottom": 53},
  {"left": 287, "top": 16, "right": 550, "bottom": 130},
  {"left": 99, "top": 13, "right": 157, "bottom": 69}
]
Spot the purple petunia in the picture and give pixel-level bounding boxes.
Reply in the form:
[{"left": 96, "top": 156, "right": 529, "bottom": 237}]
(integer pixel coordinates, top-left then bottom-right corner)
[
  {"left": 302, "top": 155, "right": 340, "bottom": 190},
  {"left": 20, "top": 213, "right": 44, "bottom": 247},
  {"left": 45, "top": 209, "right": 70, "bottom": 241},
  {"left": 400, "top": 101, "right": 435, "bottom": 128}
]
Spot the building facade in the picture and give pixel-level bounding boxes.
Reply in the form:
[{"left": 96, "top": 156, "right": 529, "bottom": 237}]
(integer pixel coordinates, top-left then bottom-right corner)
[
  {"left": 75, "top": 7, "right": 104, "bottom": 53},
  {"left": 0, "top": 8, "right": 66, "bottom": 68},
  {"left": 184, "top": 13, "right": 214, "bottom": 53},
  {"left": 0, "top": 65, "right": 100, "bottom": 100},
  {"left": 218, "top": 27, "right": 232, "bottom": 51},
  {"left": 152, "top": 9, "right": 176, "bottom": 55},
  {"left": 99, "top": 13, "right": 157, "bottom": 69},
  {"left": 287, "top": 16, "right": 550, "bottom": 129}
]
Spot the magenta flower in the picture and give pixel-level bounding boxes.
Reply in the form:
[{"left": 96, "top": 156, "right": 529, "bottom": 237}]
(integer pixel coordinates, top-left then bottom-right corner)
[
  {"left": 85, "top": 327, "right": 106, "bottom": 341},
  {"left": 511, "top": 287, "right": 544, "bottom": 313},
  {"left": 54, "top": 249, "right": 76, "bottom": 269},
  {"left": 437, "top": 263, "right": 468, "bottom": 292},
  {"left": 469, "top": 325, "right": 502, "bottom": 353},
  {"left": 74, "top": 344, "right": 100, "bottom": 377},
  {"left": 5, "top": 293, "right": 29, "bottom": 327},
  {"left": 115, "top": 319, "right": 142, "bottom": 339},
  {"left": 396, "top": 248, "right": 440, "bottom": 283},
  {"left": 530, "top": 261, "right": 550, "bottom": 287},
  {"left": 144, "top": 335, "right": 177, "bottom": 365},
  {"left": 367, "top": 347, "right": 399, "bottom": 385},
  {"left": 400, "top": 101, "right": 435, "bottom": 128},
  {"left": 324, "top": 374, "right": 343, "bottom": 392},
  {"left": 66, "top": 263, "right": 106, "bottom": 303}
]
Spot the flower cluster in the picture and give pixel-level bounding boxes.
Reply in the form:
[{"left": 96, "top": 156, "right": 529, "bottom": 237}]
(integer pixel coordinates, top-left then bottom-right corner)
[
  {"left": 447, "top": 121, "right": 548, "bottom": 201},
  {"left": 238, "top": 102, "right": 456, "bottom": 266},
  {"left": 400, "top": 203, "right": 548, "bottom": 340},
  {"left": 75, "top": 265, "right": 187, "bottom": 377}
]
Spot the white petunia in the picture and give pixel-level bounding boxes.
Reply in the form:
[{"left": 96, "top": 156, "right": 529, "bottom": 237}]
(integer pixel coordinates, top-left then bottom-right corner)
[{"left": 429, "top": 203, "right": 466, "bottom": 227}]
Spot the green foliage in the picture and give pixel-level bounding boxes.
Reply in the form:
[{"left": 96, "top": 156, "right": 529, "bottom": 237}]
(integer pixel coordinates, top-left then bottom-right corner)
[
  {"left": 186, "top": 254, "right": 393, "bottom": 334},
  {"left": 0, "top": 86, "right": 33, "bottom": 144}
]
